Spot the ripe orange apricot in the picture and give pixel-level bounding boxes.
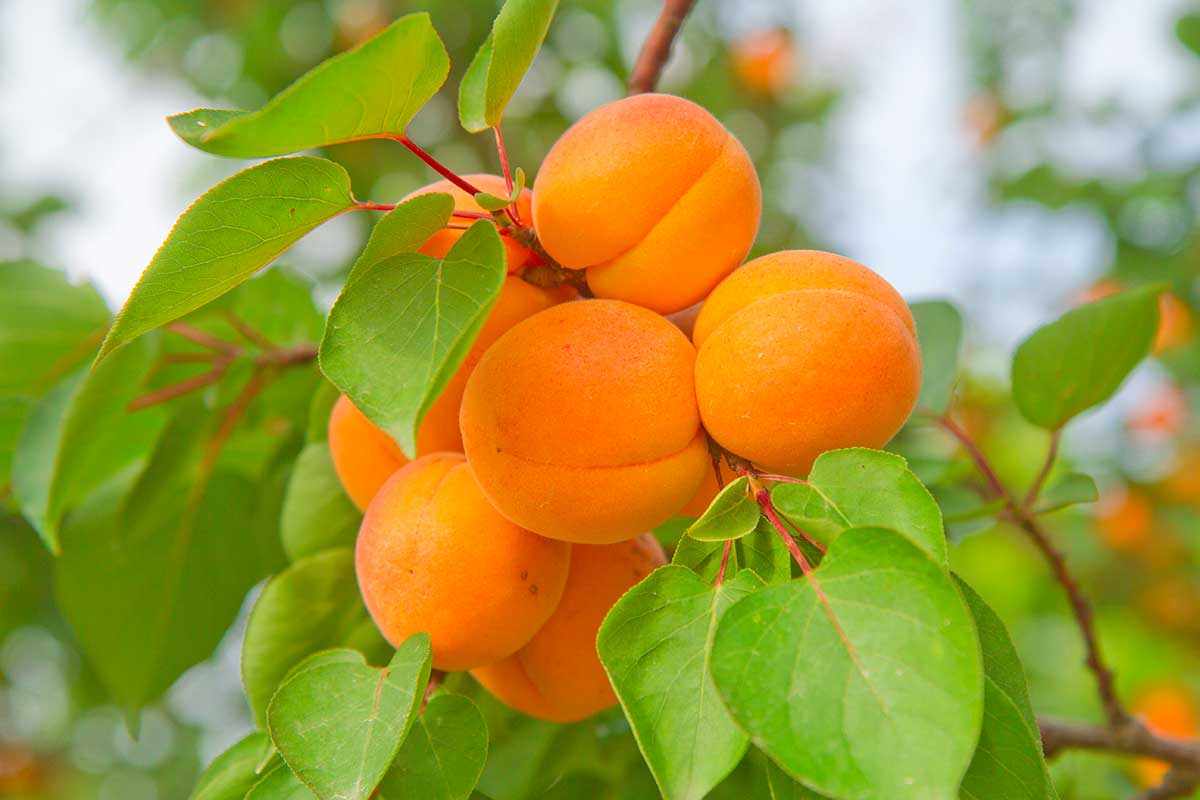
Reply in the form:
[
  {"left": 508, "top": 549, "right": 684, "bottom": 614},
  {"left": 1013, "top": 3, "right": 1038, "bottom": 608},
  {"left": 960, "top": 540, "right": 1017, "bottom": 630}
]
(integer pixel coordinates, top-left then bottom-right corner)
[
  {"left": 471, "top": 534, "right": 666, "bottom": 722},
  {"left": 460, "top": 299, "right": 710, "bottom": 543},
  {"left": 730, "top": 29, "right": 796, "bottom": 96},
  {"left": 356, "top": 453, "right": 571, "bottom": 671},
  {"left": 1132, "top": 684, "right": 1199, "bottom": 786},
  {"left": 532, "top": 94, "right": 761, "bottom": 314},
  {"left": 405, "top": 174, "right": 535, "bottom": 273},
  {"left": 693, "top": 250, "right": 921, "bottom": 476},
  {"left": 328, "top": 276, "right": 570, "bottom": 509}
]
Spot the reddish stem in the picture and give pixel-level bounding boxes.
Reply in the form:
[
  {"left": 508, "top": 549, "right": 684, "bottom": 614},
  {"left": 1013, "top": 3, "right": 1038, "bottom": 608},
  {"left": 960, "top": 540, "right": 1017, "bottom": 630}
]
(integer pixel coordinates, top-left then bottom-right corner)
[
  {"left": 1024, "top": 429, "right": 1061, "bottom": 510},
  {"left": 494, "top": 126, "right": 514, "bottom": 196},
  {"left": 716, "top": 540, "right": 733, "bottom": 585},
  {"left": 754, "top": 473, "right": 806, "bottom": 485},
  {"left": 355, "top": 201, "right": 397, "bottom": 212},
  {"left": 777, "top": 510, "right": 827, "bottom": 554},
  {"left": 395, "top": 136, "right": 484, "bottom": 196},
  {"left": 756, "top": 488, "right": 813, "bottom": 573},
  {"left": 628, "top": 0, "right": 698, "bottom": 94},
  {"left": 166, "top": 322, "right": 239, "bottom": 355}
]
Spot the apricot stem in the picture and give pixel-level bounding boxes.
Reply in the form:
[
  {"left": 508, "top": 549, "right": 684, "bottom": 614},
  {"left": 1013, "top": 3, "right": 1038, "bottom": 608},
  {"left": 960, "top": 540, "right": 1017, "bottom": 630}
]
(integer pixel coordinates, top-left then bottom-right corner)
[
  {"left": 715, "top": 540, "right": 733, "bottom": 585},
  {"left": 628, "top": 0, "right": 698, "bottom": 94},
  {"left": 395, "top": 135, "right": 484, "bottom": 196}
]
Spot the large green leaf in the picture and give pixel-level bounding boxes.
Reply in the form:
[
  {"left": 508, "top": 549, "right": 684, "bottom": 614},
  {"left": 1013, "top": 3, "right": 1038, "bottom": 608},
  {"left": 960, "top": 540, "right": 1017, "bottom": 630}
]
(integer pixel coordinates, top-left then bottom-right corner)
[
  {"left": 12, "top": 372, "right": 84, "bottom": 548},
  {"left": 346, "top": 194, "right": 456, "bottom": 284},
  {"left": 98, "top": 157, "right": 356, "bottom": 362},
  {"left": 459, "top": 0, "right": 559, "bottom": 132},
  {"left": 169, "top": 14, "right": 449, "bottom": 157},
  {"left": 267, "top": 639, "right": 432, "bottom": 800},
  {"left": 280, "top": 443, "right": 362, "bottom": 561},
  {"left": 957, "top": 579, "right": 1056, "bottom": 800},
  {"left": 598, "top": 566, "right": 761, "bottom": 800},
  {"left": 16, "top": 337, "right": 167, "bottom": 553},
  {"left": 910, "top": 300, "right": 963, "bottom": 416},
  {"left": 190, "top": 732, "right": 272, "bottom": 800},
  {"left": 0, "top": 395, "right": 31, "bottom": 488},
  {"left": 320, "top": 220, "right": 505, "bottom": 456},
  {"left": 673, "top": 517, "right": 790, "bottom": 586},
  {"left": 770, "top": 448, "right": 947, "bottom": 563},
  {"left": 379, "top": 694, "right": 489, "bottom": 800},
  {"left": 711, "top": 527, "right": 983, "bottom": 800},
  {"left": 55, "top": 415, "right": 278, "bottom": 715},
  {"left": 1012, "top": 286, "right": 1160, "bottom": 430},
  {"left": 0, "top": 261, "right": 109, "bottom": 395},
  {"left": 242, "top": 548, "right": 389, "bottom": 728},
  {"left": 686, "top": 477, "right": 761, "bottom": 542}
]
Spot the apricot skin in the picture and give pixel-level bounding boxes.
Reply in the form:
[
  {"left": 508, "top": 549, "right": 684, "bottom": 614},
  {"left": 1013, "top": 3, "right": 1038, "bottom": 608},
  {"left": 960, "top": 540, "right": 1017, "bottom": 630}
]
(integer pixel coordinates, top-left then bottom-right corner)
[
  {"left": 694, "top": 251, "right": 921, "bottom": 476},
  {"left": 404, "top": 173, "right": 535, "bottom": 273},
  {"left": 356, "top": 453, "right": 571, "bottom": 672},
  {"left": 328, "top": 276, "right": 568, "bottom": 510},
  {"left": 472, "top": 534, "right": 666, "bottom": 723},
  {"left": 532, "top": 94, "right": 761, "bottom": 314},
  {"left": 460, "top": 299, "right": 709, "bottom": 543}
]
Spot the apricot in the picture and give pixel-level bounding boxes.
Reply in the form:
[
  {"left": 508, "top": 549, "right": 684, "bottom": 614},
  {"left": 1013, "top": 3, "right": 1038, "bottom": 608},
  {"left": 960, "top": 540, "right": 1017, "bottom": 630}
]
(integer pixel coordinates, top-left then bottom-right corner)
[
  {"left": 1132, "top": 684, "right": 1198, "bottom": 786},
  {"left": 1095, "top": 487, "right": 1154, "bottom": 551},
  {"left": 329, "top": 276, "right": 569, "bottom": 509},
  {"left": 693, "top": 250, "right": 921, "bottom": 476},
  {"left": 730, "top": 29, "right": 796, "bottom": 96},
  {"left": 461, "top": 299, "right": 709, "bottom": 543},
  {"left": 405, "top": 174, "right": 535, "bottom": 273},
  {"left": 472, "top": 534, "right": 666, "bottom": 722},
  {"left": 356, "top": 453, "right": 571, "bottom": 671},
  {"left": 532, "top": 94, "right": 761, "bottom": 314}
]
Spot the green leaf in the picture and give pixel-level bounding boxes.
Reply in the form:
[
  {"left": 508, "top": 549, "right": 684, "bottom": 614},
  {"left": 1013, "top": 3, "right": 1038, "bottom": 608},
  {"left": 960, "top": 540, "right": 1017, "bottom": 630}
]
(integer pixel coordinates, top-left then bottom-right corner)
[
  {"left": 379, "top": 694, "right": 489, "bottom": 800},
  {"left": 246, "top": 758, "right": 317, "bottom": 799},
  {"left": 764, "top": 758, "right": 829, "bottom": 799},
  {"left": 346, "top": 193, "right": 456, "bottom": 284},
  {"left": 673, "top": 517, "right": 790, "bottom": 585},
  {"left": 474, "top": 192, "right": 511, "bottom": 212},
  {"left": 0, "top": 395, "right": 32, "bottom": 489},
  {"left": 55, "top": 415, "right": 277, "bottom": 714},
  {"left": 1012, "top": 286, "right": 1160, "bottom": 430},
  {"left": 711, "top": 527, "right": 983, "bottom": 800},
  {"left": 910, "top": 300, "right": 963, "bottom": 415},
  {"left": 191, "top": 732, "right": 271, "bottom": 800},
  {"left": 12, "top": 372, "right": 84, "bottom": 548},
  {"left": 1035, "top": 472, "right": 1099, "bottom": 515},
  {"left": 770, "top": 448, "right": 947, "bottom": 563},
  {"left": 320, "top": 220, "right": 506, "bottom": 456},
  {"left": 268, "top": 638, "right": 433, "bottom": 800},
  {"left": 169, "top": 14, "right": 449, "bottom": 157},
  {"left": 0, "top": 261, "right": 109, "bottom": 395},
  {"left": 242, "top": 549, "right": 391, "bottom": 729},
  {"left": 280, "top": 443, "right": 362, "bottom": 561},
  {"left": 598, "top": 566, "right": 762, "bottom": 800},
  {"left": 97, "top": 157, "right": 356, "bottom": 362},
  {"left": 685, "top": 477, "right": 760, "bottom": 542},
  {"left": 957, "top": 579, "right": 1056, "bottom": 800},
  {"left": 458, "top": 0, "right": 559, "bottom": 132},
  {"left": 1177, "top": 12, "right": 1200, "bottom": 57}
]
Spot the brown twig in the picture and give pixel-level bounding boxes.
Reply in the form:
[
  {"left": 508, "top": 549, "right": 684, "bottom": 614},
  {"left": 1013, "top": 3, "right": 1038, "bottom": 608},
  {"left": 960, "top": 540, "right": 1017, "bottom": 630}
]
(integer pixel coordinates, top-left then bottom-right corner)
[
  {"left": 1136, "top": 768, "right": 1200, "bottom": 800},
  {"left": 937, "top": 414, "right": 1129, "bottom": 728},
  {"left": 628, "top": 0, "right": 698, "bottom": 94},
  {"left": 1040, "top": 718, "right": 1200, "bottom": 770},
  {"left": 165, "top": 322, "right": 239, "bottom": 355}
]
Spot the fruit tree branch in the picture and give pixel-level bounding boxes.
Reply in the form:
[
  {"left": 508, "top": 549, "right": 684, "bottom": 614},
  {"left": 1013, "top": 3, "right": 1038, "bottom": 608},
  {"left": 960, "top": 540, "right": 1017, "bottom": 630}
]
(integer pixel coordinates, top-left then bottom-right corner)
[{"left": 628, "top": 0, "right": 698, "bottom": 94}]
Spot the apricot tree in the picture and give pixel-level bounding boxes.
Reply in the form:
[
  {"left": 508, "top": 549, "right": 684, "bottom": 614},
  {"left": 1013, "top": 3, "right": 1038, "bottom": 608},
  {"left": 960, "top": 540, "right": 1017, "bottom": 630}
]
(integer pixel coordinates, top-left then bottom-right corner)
[{"left": 4, "top": 1, "right": 1200, "bottom": 799}]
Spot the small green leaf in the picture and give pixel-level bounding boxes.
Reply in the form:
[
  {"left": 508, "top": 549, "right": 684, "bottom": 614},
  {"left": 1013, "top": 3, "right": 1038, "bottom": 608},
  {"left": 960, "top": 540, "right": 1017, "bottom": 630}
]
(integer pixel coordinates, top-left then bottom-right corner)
[
  {"left": 320, "top": 220, "right": 506, "bottom": 456},
  {"left": 242, "top": 549, "right": 390, "bottom": 729},
  {"left": 0, "top": 396, "right": 32, "bottom": 489},
  {"left": 1036, "top": 472, "right": 1099, "bottom": 515},
  {"left": 191, "top": 732, "right": 271, "bottom": 800},
  {"left": 474, "top": 192, "right": 511, "bottom": 212},
  {"left": 98, "top": 157, "right": 355, "bottom": 362},
  {"left": 379, "top": 694, "right": 489, "bottom": 800},
  {"left": 686, "top": 476, "right": 760, "bottom": 542},
  {"left": 509, "top": 168, "right": 526, "bottom": 201},
  {"left": 770, "top": 448, "right": 947, "bottom": 562},
  {"left": 280, "top": 443, "right": 362, "bottom": 561},
  {"left": 673, "top": 517, "right": 790, "bottom": 585},
  {"left": 910, "top": 300, "right": 963, "bottom": 415},
  {"left": 598, "top": 566, "right": 761, "bottom": 800},
  {"left": 1012, "top": 286, "right": 1160, "bottom": 430},
  {"left": 169, "top": 14, "right": 449, "bottom": 157},
  {"left": 1177, "top": 12, "right": 1200, "bottom": 57},
  {"left": 268, "top": 638, "right": 433, "bottom": 800},
  {"left": 458, "top": 0, "right": 559, "bottom": 132},
  {"left": 0, "top": 261, "right": 109, "bottom": 395},
  {"left": 711, "top": 527, "right": 983, "bottom": 800},
  {"left": 12, "top": 372, "right": 84, "bottom": 548},
  {"left": 957, "top": 578, "right": 1056, "bottom": 800}
]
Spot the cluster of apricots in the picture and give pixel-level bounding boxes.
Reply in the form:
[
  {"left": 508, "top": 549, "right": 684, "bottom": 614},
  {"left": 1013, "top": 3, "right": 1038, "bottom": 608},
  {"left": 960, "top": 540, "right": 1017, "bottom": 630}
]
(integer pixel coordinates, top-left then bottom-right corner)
[{"left": 329, "top": 93, "right": 922, "bottom": 722}]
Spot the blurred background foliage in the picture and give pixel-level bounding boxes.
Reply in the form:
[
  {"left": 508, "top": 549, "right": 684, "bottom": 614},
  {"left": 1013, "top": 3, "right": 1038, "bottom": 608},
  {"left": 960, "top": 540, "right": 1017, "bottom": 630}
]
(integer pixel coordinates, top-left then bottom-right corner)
[{"left": 2, "top": 1, "right": 1200, "bottom": 798}]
